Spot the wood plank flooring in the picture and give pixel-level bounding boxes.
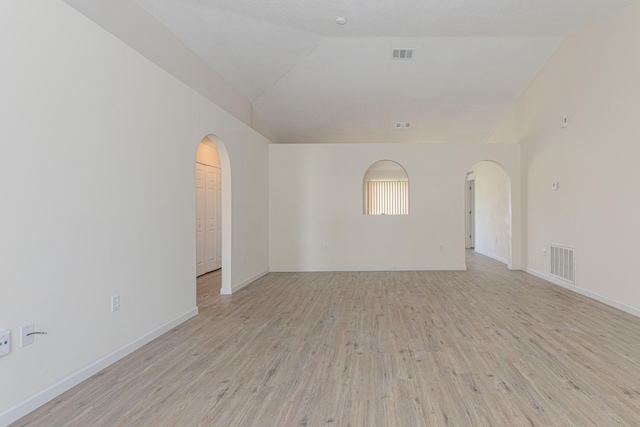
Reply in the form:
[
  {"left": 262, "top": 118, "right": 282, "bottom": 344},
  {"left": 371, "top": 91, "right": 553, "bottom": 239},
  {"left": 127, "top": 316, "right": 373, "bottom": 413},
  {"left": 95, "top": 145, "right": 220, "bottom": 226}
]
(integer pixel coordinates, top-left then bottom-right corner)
[{"left": 12, "top": 252, "right": 640, "bottom": 426}]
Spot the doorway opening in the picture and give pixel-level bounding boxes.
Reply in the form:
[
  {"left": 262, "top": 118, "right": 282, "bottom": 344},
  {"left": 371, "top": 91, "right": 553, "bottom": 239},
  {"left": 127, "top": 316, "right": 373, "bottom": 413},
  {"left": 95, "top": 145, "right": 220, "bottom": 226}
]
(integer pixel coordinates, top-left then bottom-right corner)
[{"left": 465, "top": 161, "right": 512, "bottom": 266}]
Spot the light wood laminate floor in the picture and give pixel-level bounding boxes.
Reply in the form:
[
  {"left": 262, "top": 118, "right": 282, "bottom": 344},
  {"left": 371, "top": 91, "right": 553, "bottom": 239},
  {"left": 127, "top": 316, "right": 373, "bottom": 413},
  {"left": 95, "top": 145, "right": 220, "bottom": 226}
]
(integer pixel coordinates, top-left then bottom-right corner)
[{"left": 12, "top": 252, "right": 640, "bottom": 426}]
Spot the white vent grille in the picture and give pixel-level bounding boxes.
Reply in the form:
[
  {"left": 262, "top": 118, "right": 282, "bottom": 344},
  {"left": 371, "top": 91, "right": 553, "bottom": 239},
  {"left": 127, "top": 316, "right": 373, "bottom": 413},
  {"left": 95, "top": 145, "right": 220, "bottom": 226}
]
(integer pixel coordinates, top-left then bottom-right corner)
[
  {"left": 550, "top": 244, "right": 575, "bottom": 284},
  {"left": 392, "top": 49, "right": 414, "bottom": 59},
  {"left": 395, "top": 122, "right": 412, "bottom": 129}
]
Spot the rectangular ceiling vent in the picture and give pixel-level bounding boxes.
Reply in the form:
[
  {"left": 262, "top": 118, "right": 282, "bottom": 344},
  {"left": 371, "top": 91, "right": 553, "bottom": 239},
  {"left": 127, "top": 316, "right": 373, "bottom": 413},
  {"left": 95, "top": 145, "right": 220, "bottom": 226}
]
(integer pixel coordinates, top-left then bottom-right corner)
[
  {"left": 550, "top": 244, "right": 575, "bottom": 284},
  {"left": 392, "top": 49, "right": 414, "bottom": 59},
  {"left": 395, "top": 122, "right": 412, "bottom": 129}
]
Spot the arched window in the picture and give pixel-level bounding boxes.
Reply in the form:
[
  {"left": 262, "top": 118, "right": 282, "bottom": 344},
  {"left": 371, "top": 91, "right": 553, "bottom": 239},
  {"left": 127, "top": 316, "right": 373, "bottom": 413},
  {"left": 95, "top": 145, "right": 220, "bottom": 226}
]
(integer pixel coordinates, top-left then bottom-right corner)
[{"left": 363, "top": 160, "right": 409, "bottom": 215}]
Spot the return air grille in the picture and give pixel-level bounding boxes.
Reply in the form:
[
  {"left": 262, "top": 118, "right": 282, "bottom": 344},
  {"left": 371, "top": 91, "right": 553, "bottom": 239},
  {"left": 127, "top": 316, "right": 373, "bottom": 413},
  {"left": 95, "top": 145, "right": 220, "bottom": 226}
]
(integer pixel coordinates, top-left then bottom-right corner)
[{"left": 550, "top": 244, "right": 575, "bottom": 284}]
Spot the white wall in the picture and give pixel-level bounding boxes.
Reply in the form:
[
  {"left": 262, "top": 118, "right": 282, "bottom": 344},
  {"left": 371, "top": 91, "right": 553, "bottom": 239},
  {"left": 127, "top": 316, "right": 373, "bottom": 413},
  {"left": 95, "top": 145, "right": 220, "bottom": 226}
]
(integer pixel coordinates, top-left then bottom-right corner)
[
  {"left": 488, "top": 2, "right": 640, "bottom": 315},
  {"left": 471, "top": 162, "right": 511, "bottom": 264},
  {"left": 270, "top": 143, "right": 521, "bottom": 272},
  {"left": 0, "top": 1, "right": 269, "bottom": 424},
  {"left": 61, "top": 0, "right": 277, "bottom": 143}
]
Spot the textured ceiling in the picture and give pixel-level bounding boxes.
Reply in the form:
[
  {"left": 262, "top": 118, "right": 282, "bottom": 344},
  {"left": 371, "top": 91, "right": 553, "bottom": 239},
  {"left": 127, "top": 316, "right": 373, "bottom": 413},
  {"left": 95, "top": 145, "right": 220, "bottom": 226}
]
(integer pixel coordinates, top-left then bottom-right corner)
[{"left": 132, "top": 0, "right": 637, "bottom": 143}]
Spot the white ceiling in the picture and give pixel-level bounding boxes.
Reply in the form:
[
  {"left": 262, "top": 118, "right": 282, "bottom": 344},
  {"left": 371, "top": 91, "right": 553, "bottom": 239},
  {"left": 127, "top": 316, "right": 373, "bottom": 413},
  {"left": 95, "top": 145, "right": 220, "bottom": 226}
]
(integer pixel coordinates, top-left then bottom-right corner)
[{"left": 131, "top": 0, "right": 637, "bottom": 143}]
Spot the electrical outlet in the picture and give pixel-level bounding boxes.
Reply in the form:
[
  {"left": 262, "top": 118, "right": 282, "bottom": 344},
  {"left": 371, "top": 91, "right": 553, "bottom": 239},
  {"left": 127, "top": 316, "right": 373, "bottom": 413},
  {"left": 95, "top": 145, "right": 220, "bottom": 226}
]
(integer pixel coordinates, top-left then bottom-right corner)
[
  {"left": 21, "top": 324, "right": 34, "bottom": 347},
  {"left": 111, "top": 295, "right": 120, "bottom": 312},
  {"left": 0, "top": 330, "right": 11, "bottom": 356}
]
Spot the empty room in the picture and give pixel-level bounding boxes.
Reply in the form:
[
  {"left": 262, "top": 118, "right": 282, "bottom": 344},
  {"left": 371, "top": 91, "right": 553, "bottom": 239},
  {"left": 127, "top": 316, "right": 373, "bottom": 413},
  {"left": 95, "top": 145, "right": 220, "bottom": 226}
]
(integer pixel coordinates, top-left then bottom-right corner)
[{"left": 2, "top": 0, "right": 640, "bottom": 425}]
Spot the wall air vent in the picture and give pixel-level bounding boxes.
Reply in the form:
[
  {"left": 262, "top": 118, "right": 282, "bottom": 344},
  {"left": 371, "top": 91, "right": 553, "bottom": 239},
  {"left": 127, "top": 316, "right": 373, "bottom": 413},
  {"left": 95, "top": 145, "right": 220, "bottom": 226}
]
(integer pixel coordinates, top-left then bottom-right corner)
[
  {"left": 395, "top": 122, "right": 412, "bottom": 129},
  {"left": 550, "top": 244, "right": 575, "bottom": 284},
  {"left": 392, "top": 49, "right": 414, "bottom": 59}
]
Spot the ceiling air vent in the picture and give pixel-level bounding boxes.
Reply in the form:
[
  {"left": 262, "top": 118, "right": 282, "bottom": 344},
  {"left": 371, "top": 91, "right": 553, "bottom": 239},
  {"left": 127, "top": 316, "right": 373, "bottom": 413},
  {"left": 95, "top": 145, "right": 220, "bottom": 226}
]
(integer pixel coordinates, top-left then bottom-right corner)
[
  {"left": 392, "top": 49, "right": 414, "bottom": 59},
  {"left": 395, "top": 122, "right": 412, "bottom": 129}
]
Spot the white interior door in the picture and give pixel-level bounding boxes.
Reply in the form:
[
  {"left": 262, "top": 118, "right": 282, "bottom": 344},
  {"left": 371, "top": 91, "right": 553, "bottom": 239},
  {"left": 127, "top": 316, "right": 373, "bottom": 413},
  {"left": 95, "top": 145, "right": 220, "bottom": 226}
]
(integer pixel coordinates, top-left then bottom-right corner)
[
  {"left": 466, "top": 178, "right": 475, "bottom": 249},
  {"left": 216, "top": 168, "right": 222, "bottom": 268},
  {"left": 196, "top": 162, "right": 222, "bottom": 276},
  {"left": 195, "top": 164, "right": 206, "bottom": 276},
  {"left": 205, "top": 167, "right": 218, "bottom": 272}
]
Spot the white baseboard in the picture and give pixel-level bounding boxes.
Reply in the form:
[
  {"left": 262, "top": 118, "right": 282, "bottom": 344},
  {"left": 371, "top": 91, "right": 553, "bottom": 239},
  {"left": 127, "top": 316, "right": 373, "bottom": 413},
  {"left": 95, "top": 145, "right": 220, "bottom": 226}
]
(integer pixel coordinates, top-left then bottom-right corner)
[
  {"left": 269, "top": 266, "right": 467, "bottom": 272},
  {"left": 0, "top": 308, "right": 198, "bottom": 427},
  {"left": 523, "top": 267, "right": 640, "bottom": 319},
  {"left": 474, "top": 249, "right": 509, "bottom": 265},
  {"left": 220, "top": 269, "right": 269, "bottom": 295}
]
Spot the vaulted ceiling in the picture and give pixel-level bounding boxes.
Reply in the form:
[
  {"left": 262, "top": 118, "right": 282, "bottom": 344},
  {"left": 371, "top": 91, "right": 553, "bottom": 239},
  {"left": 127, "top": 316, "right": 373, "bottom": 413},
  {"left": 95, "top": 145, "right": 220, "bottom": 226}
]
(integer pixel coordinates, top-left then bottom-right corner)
[{"left": 132, "top": 0, "right": 637, "bottom": 144}]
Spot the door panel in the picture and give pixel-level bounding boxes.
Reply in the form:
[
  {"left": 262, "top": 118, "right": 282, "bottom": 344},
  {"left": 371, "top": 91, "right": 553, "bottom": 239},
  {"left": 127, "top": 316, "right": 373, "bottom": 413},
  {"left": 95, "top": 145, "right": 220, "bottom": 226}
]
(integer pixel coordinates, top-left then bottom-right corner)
[
  {"left": 216, "top": 169, "right": 222, "bottom": 268},
  {"left": 195, "top": 165, "right": 206, "bottom": 276},
  {"left": 196, "top": 162, "right": 222, "bottom": 275},
  {"left": 466, "top": 179, "right": 475, "bottom": 249},
  {"left": 205, "top": 167, "right": 217, "bottom": 272}
]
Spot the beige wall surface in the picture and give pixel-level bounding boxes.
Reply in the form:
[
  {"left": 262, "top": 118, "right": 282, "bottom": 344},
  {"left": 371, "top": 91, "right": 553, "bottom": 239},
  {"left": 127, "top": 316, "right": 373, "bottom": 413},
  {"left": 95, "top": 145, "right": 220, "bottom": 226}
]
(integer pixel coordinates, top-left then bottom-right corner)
[
  {"left": 270, "top": 143, "right": 521, "bottom": 272},
  {"left": 0, "top": 1, "right": 269, "bottom": 422},
  {"left": 489, "top": 2, "right": 640, "bottom": 314}
]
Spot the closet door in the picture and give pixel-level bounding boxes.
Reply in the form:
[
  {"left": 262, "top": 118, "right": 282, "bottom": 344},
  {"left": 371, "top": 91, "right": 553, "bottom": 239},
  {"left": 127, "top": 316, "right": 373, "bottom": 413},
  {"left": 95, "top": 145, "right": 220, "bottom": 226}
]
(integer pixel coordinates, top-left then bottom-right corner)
[
  {"left": 197, "top": 163, "right": 222, "bottom": 275},
  {"left": 215, "top": 168, "right": 222, "bottom": 269},
  {"left": 204, "top": 167, "right": 218, "bottom": 272},
  {"left": 466, "top": 179, "right": 475, "bottom": 249},
  {"left": 195, "top": 164, "right": 206, "bottom": 276}
]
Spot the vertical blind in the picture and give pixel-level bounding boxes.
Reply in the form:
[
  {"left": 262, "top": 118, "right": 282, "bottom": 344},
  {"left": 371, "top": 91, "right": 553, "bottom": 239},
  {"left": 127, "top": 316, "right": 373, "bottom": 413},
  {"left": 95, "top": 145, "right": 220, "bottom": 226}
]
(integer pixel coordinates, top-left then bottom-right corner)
[{"left": 366, "top": 181, "right": 409, "bottom": 215}]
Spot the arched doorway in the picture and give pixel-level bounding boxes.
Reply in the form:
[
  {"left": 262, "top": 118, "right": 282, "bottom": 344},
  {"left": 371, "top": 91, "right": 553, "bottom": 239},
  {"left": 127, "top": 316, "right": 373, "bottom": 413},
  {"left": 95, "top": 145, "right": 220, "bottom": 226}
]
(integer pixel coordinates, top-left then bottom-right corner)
[
  {"left": 466, "top": 161, "right": 512, "bottom": 266},
  {"left": 195, "top": 135, "right": 232, "bottom": 293}
]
